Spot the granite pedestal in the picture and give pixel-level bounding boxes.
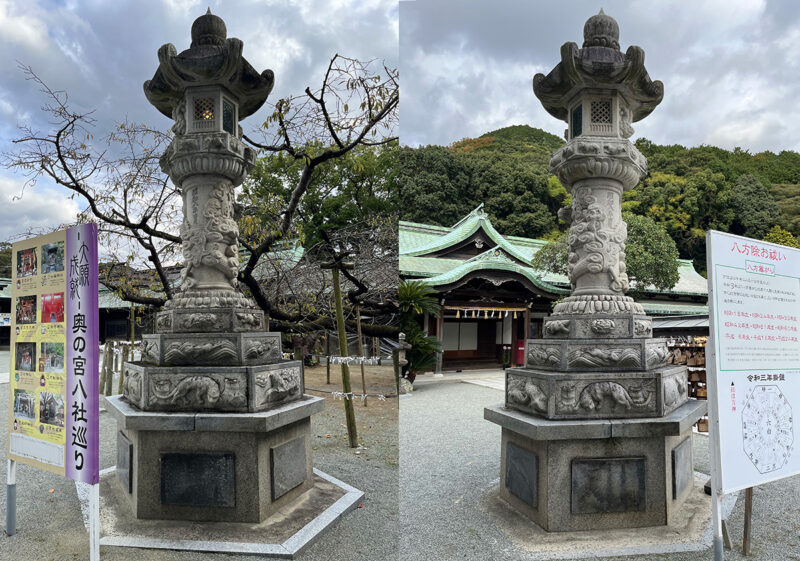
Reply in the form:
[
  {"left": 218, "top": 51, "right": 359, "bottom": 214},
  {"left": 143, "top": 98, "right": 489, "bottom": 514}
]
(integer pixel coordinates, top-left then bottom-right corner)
[
  {"left": 105, "top": 394, "right": 324, "bottom": 523},
  {"left": 486, "top": 399, "right": 706, "bottom": 531}
]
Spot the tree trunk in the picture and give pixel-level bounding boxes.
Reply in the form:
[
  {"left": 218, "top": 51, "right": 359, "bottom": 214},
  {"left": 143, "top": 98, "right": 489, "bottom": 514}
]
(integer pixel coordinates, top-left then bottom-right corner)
[{"left": 332, "top": 268, "right": 358, "bottom": 448}]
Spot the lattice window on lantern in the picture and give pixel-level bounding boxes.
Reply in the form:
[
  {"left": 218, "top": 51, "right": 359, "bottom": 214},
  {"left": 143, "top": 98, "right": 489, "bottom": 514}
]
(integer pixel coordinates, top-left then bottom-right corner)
[
  {"left": 222, "top": 98, "right": 235, "bottom": 135},
  {"left": 571, "top": 105, "right": 583, "bottom": 138},
  {"left": 590, "top": 99, "right": 613, "bottom": 134},
  {"left": 193, "top": 97, "right": 216, "bottom": 130}
]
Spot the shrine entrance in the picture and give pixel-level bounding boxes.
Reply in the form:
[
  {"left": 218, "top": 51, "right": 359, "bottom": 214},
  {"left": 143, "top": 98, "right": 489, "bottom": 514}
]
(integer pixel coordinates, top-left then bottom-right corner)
[{"left": 425, "top": 276, "right": 557, "bottom": 373}]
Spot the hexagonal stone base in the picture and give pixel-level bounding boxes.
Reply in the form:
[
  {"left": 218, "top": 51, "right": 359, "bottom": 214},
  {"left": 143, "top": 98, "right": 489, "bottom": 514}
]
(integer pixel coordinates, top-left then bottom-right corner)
[
  {"left": 526, "top": 337, "right": 669, "bottom": 372},
  {"left": 141, "top": 331, "right": 282, "bottom": 367},
  {"left": 485, "top": 399, "right": 707, "bottom": 531},
  {"left": 505, "top": 364, "right": 689, "bottom": 420},
  {"left": 543, "top": 313, "right": 653, "bottom": 340},
  {"left": 156, "top": 306, "right": 265, "bottom": 334},
  {"left": 122, "top": 360, "right": 303, "bottom": 413},
  {"left": 104, "top": 395, "right": 324, "bottom": 523}
]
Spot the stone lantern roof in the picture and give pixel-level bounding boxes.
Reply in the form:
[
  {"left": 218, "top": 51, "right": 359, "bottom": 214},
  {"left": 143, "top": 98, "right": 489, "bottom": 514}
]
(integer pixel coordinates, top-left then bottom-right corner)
[
  {"left": 143, "top": 9, "right": 274, "bottom": 120},
  {"left": 532, "top": 10, "right": 663, "bottom": 123}
]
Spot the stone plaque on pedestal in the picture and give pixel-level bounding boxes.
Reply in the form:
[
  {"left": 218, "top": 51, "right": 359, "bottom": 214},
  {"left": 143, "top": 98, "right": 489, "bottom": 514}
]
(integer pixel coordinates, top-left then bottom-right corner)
[
  {"left": 571, "top": 457, "right": 646, "bottom": 514},
  {"left": 271, "top": 436, "right": 307, "bottom": 500},
  {"left": 506, "top": 442, "right": 538, "bottom": 507},
  {"left": 672, "top": 437, "right": 692, "bottom": 499},
  {"left": 117, "top": 431, "right": 133, "bottom": 494},
  {"left": 161, "top": 452, "right": 236, "bottom": 508}
]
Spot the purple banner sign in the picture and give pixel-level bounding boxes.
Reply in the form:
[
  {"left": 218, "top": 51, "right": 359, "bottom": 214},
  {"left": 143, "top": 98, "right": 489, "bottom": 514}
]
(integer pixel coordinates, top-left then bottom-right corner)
[{"left": 65, "top": 224, "right": 99, "bottom": 484}]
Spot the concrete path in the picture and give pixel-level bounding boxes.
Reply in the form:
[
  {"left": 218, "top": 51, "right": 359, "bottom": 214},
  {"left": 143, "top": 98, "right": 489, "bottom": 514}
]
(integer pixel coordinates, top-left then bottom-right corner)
[{"left": 400, "top": 379, "right": 800, "bottom": 561}]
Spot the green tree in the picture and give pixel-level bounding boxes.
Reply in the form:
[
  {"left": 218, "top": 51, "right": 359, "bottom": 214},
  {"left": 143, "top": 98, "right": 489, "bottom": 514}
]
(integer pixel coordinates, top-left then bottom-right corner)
[
  {"left": 763, "top": 225, "right": 800, "bottom": 248},
  {"left": 531, "top": 213, "right": 679, "bottom": 294},
  {"left": 0, "top": 242, "right": 11, "bottom": 278},
  {"left": 398, "top": 125, "right": 564, "bottom": 232},
  {"left": 624, "top": 213, "right": 681, "bottom": 293},
  {"left": 242, "top": 142, "right": 398, "bottom": 254},
  {"left": 728, "top": 174, "right": 781, "bottom": 239},
  {"left": 398, "top": 145, "right": 477, "bottom": 226},
  {"left": 400, "top": 125, "right": 800, "bottom": 271}
]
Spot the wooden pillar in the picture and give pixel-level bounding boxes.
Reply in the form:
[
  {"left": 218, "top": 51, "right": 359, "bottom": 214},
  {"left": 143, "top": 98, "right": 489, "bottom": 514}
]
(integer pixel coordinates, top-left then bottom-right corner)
[
  {"left": 322, "top": 262, "right": 358, "bottom": 448},
  {"left": 325, "top": 331, "right": 331, "bottom": 385},
  {"left": 524, "top": 307, "right": 531, "bottom": 339},
  {"left": 117, "top": 344, "right": 129, "bottom": 394},
  {"left": 423, "top": 311, "right": 430, "bottom": 335},
  {"left": 743, "top": 487, "right": 753, "bottom": 555},
  {"left": 129, "top": 306, "right": 135, "bottom": 345},
  {"left": 435, "top": 308, "right": 444, "bottom": 375},
  {"left": 356, "top": 304, "right": 367, "bottom": 407}
]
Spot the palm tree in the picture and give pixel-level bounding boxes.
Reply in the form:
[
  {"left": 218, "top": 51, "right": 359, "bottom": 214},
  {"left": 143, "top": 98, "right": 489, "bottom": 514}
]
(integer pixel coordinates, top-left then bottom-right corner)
[{"left": 399, "top": 279, "right": 441, "bottom": 381}]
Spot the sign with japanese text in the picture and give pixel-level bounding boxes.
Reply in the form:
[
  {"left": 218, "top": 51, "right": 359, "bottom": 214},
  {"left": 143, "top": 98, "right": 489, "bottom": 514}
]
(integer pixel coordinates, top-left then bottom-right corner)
[
  {"left": 6, "top": 225, "right": 99, "bottom": 483},
  {"left": 707, "top": 230, "right": 799, "bottom": 494}
]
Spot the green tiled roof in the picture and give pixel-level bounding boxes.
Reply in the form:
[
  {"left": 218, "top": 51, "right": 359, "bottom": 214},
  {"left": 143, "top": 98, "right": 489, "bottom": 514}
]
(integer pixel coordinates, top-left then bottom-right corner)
[
  {"left": 98, "top": 284, "right": 132, "bottom": 309},
  {"left": 399, "top": 221, "right": 450, "bottom": 254},
  {"left": 401, "top": 204, "right": 533, "bottom": 264},
  {"left": 419, "top": 246, "right": 570, "bottom": 295},
  {"left": 399, "top": 256, "right": 463, "bottom": 278},
  {"left": 400, "top": 207, "right": 709, "bottom": 299}
]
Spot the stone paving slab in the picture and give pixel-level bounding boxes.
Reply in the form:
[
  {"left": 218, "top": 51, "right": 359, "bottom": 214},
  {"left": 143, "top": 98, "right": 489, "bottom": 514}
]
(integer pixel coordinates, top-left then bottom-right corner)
[{"left": 463, "top": 378, "right": 505, "bottom": 391}]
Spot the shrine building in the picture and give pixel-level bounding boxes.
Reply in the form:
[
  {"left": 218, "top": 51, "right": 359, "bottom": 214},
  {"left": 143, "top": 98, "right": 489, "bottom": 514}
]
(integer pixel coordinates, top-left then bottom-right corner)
[{"left": 400, "top": 205, "right": 708, "bottom": 372}]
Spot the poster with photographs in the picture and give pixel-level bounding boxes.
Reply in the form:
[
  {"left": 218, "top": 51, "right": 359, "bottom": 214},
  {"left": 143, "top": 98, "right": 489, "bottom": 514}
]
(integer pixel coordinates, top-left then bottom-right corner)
[
  {"left": 15, "top": 295, "right": 37, "bottom": 324},
  {"left": 38, "top": 392, "right": 66, "bottom": 428},
  {"left": 7, "top": 230, "right": 69, "bottom": 475},
  {"left": 6, "top": 226, "right": 99, "bottom": 481},
  {"left": 41, "top": 292, "right": 65, "bottom": 323},
  {"left": 14, "top": 342, "right": 36, "bottom": 371},
  {"left": 41, "top": 242, "right": 65, "bottom": 274},
  {"left": 12, "top": 389, "right": 36, "bottom": 421},
  {"left": 16, "top": 247, "right": 37, "bottom": 278}
]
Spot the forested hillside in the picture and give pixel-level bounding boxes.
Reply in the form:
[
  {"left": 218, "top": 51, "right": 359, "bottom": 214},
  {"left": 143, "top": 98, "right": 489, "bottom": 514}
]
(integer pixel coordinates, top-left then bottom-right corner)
[{"left": 399, "top": 125, "right": 800, "bottom": 272}]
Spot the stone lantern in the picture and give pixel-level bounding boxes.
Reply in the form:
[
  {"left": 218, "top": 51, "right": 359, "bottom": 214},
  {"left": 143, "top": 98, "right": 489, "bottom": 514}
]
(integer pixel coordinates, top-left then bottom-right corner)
[
  {"left": 485, "top": 11, "right": 706, "bottom": 532},
  {"left": 103, "top": 11, "right": 351, "bottom": 529}
]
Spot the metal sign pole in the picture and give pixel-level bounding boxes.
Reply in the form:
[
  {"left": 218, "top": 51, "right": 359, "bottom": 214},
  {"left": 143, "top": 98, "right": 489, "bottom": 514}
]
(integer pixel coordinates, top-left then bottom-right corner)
[
  {"left": 712, "top": 491, "right": 724, "bottom": 561},
  {"left": 5, "top": 458, "right": 15, "bottom": 536},
  {"left": 742, "top": 487, "right": 753, "bottom": 555},
  {"left": 706, "top": 230, "right": 725, "bottom": 561},
  {"left": 89, "top": 483, "right": 99, "bottom": 560}
]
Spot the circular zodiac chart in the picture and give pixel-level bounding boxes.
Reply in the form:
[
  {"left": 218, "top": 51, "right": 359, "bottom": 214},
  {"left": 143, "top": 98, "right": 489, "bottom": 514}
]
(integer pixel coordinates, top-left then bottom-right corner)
[{"left": 741, "top": 385, "right": 794, "bottom": 474}]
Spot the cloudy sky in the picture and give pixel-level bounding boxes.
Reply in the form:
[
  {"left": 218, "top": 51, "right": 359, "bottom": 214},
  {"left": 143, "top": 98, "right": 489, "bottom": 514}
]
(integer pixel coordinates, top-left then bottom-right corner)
[
  {"left": 400, "top": 0, "right": 800, "bottom": 151},
  {"left": 0, "top": 0, "right": 398, "bottom": 242},
  {"left": 5, "top": 0, "right": 800, "bottom": 243}
]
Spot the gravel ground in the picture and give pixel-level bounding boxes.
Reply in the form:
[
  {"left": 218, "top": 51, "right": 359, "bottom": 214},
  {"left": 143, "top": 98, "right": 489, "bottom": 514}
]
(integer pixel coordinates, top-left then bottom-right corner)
[
  {"left": 400, "top": 380, "right": 800, "bottom": 561},
  {"left": 0, "top": 364, "right": 398, "bottom": 561}
]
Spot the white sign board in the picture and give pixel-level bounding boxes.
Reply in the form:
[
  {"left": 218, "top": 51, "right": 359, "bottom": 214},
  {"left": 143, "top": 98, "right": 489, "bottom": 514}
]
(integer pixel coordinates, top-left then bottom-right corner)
[{"left": 707, "top": 230, "right": 800, "bottom": 494}]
